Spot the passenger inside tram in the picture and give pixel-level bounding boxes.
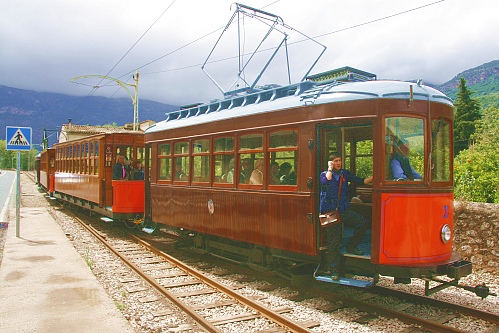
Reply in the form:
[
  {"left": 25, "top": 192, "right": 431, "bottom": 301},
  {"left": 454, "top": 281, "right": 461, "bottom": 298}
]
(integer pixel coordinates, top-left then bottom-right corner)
[{"left": 390, "top": 139, "right": 422, "bottom": 181}]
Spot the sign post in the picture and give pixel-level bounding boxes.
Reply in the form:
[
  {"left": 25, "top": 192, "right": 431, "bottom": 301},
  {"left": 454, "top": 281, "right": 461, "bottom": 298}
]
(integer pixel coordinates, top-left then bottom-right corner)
[{"left": 6, "top": 126, "right": 32, "bottom": 237}]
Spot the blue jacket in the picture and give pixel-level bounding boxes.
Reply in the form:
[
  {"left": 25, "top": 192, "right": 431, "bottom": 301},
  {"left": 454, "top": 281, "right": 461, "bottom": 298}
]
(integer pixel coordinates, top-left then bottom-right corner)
[{"left": 320, "top": 169, "right": 365, "bottom": 213}]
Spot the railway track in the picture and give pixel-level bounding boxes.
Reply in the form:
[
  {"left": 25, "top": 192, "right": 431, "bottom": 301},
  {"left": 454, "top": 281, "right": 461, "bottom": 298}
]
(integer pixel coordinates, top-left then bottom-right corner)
[
  {"left": 313, "top": 282, "right": 499, "bottom": 332},
  {"left": 65, "top": 209, "right": 318, "bottom": 333},
  {"left": 28, "top": 169, "right": 497, "bottom": 332}
]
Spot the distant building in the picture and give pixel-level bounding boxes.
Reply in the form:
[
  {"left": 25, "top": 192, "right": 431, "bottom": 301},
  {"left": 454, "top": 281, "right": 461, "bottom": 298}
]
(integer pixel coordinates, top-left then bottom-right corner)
[{"left": 57, "top": 119, "right": 155, "bottom": 143}]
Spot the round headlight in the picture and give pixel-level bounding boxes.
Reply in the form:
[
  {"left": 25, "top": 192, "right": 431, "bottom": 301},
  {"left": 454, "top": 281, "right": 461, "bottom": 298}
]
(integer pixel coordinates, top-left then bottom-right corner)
[{"left": 441, "top": 224, "right": 451, "bottom": 243}]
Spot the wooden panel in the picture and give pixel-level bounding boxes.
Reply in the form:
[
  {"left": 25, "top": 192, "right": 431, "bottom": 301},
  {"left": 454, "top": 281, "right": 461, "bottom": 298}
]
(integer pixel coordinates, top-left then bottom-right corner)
[
  {"left": 151, "top": 185, "right": 317, "bottom": 255},
  {"left": 54, "top": 173, "right": 101, "bottom": 204}
]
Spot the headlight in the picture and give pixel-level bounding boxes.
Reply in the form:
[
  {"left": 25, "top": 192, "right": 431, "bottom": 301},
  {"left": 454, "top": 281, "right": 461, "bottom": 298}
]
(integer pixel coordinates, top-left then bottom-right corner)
[{"left": 441, "top": 224, "right": 451, "bottom": 243}]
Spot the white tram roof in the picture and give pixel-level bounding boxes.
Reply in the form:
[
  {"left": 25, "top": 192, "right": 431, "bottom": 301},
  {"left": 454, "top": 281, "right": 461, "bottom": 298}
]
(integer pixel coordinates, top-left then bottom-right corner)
[{"left": 146, "top": 80, "right": 453, "bottom": 133}]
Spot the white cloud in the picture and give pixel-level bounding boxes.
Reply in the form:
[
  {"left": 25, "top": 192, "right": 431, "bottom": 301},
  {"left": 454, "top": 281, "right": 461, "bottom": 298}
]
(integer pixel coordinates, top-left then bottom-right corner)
[{"left": 1, "top": 0, "right": 498, "bottom": 107}]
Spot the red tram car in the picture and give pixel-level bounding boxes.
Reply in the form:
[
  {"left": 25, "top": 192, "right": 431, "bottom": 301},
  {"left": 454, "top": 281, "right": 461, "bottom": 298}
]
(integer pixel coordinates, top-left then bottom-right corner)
[
  {"left": 39, "top": 131, "right": 145, "bottom": 221},
  {"left": 143, "top": 68, "right": 480, "bottom": 295}
]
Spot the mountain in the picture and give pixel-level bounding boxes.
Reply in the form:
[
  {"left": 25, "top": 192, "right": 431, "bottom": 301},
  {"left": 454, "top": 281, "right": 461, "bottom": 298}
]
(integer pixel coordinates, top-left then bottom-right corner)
[
  {"left": 434, "top": 59, "right": 499, "bottom": 109},
  {"left": 0, "top": 85, "right": 178, "bottom": 148}
]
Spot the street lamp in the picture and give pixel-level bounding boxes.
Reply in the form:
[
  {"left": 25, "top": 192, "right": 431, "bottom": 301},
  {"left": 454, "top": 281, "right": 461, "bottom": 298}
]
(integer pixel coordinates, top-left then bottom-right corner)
[{"left": 70, "top": 70, "right": 140, "bottom": 131}]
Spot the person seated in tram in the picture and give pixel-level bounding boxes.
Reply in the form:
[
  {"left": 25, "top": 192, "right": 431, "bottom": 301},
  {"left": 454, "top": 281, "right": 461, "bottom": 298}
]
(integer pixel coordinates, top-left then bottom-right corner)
[
  {"left": 224, "top": 158, "right": 235, "bottom": 183},
  {"left": 249, "top": 159, "right": 264, "bottom": 184},
  {"left": 278, "top": 162, "right": 296, "bottom": 185},
  {"left": 270, "top": 161, "right": 280, "bottom": 185},
  {"left": 129, "top": 160, "right": 144, "bottom": 180},
  {"left": 390, "top": 139, "right": 421, "bottom": 181},
  {"left": 240, "top": 158, "right": 254, "bottom": 184},
  {"left": 174, "top": 162, "right": 186, "bottom": 181},
  {"left": 113, "top": 155, "right": 129, "bottom": 180}
]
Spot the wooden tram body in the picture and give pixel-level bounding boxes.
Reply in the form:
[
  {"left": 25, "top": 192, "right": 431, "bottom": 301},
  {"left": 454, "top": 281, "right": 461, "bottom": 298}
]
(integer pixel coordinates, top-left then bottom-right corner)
[
  {"left": 39, "top": 132, "right": 145, "bottom": 220},
  {"left": 144, "top": 75, "right": 471, "bottom": 285},
  {"left": 37, "top": 148, "right": 56, "bottom": 194}
]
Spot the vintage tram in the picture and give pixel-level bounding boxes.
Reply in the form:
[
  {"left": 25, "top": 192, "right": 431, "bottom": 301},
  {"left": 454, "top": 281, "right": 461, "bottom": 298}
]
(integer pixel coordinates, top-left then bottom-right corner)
[
  {"left": 38, "top": 131, "right": 146, "bottom": 222},
  {"left": 143, "top": 67, "right": 483, "bottom": 295}
]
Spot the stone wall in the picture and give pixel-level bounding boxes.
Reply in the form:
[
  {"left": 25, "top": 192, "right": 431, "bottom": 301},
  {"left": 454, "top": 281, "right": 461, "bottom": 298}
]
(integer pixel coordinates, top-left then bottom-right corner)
[{"left": 454, "top": 201, "right": 499, "bottom": 272}]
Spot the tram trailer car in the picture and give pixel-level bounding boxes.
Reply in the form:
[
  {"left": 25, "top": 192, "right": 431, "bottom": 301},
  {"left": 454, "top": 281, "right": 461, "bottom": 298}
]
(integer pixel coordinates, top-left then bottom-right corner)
[
  {"left": 144, "top": 70, "right": 494, "bottom": 297},
  {"left": 38, "top": 148, "right": 56, "bottom": 195},
  {"left": 40, "top": 132, "right": 145, "bottom": 221}
]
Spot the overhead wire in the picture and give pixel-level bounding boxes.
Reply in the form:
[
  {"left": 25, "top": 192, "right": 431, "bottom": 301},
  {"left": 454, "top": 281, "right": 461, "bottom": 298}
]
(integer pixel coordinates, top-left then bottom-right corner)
[
  {"left": 135, "top": 0, "right": 445, "bottom": 77},
  {"left": 70, "top": 0, "right": 177, "bottom": 124}
]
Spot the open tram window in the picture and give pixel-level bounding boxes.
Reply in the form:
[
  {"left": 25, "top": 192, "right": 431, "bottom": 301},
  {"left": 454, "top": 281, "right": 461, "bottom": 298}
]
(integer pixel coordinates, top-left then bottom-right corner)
[
  {"left": 385, "top": 117, "right": 424, "bottom": 182},
  {"left": 174, "top": 141, "right": 190, "bottom": 182},
  {"left": 158, "top": 144, "right": 172, "bottom": 181},
  {"left": 268, "top": 129, "right": 298, "bottom": 188},
  {"left": 431, "top": 118, "right": 451, "bottom": 182},
  {"left": 94, "top": 141, "right": 99, "bottom": 175},
  {"left": 238, "top": 133, "right": 263, "bottom": 186},
  {"left": 116, "top": 146, "right": 133, "bottom": 174},
  {"left": 213, "top": 137, "right": 235, "bottom": 185},
  {"left": 192, "top": 139, "right": 210, "bottom": 184}
]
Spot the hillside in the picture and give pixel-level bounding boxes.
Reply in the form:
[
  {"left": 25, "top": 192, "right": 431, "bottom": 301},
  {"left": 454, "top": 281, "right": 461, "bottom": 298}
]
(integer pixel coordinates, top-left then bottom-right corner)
[
  {"left": 0, "top": 85, "right": 178, "bottom": 148},
  {"left": 435, "top": 59, "right": 499, "bottom": 109}
]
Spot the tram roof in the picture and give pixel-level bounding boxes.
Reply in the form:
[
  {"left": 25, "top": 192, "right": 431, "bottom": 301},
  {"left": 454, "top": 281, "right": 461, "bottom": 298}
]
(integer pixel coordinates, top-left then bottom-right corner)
[{"left": 146, "top": 80, "right": 453, "bottom": 133}]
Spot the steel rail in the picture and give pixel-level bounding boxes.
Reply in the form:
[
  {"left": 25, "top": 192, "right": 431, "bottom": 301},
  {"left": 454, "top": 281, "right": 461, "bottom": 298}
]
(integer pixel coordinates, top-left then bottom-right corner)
[
  {"left": 317, "top": 288, "right": 471, "bottom": 333},
  {"left": 132, "top": 235, "right": 313, "bottom": 333},
  {"left": 372, "top": 285, "right": 499, "bottom": 324},
  {"left": 69, "top": 213, "right": 220, "bottom": 333}
]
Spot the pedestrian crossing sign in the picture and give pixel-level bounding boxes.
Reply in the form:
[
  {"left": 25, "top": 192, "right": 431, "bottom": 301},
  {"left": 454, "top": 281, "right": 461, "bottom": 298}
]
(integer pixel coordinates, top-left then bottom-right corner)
[{"left": 6, "top": 126, "right": 32, "bottom": 151}]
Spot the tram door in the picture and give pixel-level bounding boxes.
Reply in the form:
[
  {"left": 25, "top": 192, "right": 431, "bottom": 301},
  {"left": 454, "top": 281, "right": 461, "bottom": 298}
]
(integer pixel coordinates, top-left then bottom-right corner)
[{"left": 320, "top": 124, "right": 374, "bottom": 249}]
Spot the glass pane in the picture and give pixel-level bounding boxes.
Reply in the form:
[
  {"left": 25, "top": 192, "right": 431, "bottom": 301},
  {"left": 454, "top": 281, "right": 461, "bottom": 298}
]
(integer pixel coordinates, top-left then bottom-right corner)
[
  {"left": 175, "top": 142, "right": 189, "bottom": 155},
  {"left": 214, "top": 155, "right": 235, "bottom": 183},
  {"left": 270, "top": 130, "right": 298, "bottom": 148},
  {"left": 193, "top": 139, "right": 210, "bottom": 153},
  {"left": 432, "top": 118, "right": 451, "bottom": 181},
  {"left": 174, "top": 157, "right": 189, "bottom": 181},
  {"left": 137, "top": 147, "right": 145, "bottom": 162},
  {"left": 95, "top": 142, "right": 99, "bottom": 156},
  {"left": 239, "top": 134, "right": 263, "bottom": 151},
  {"left": 95, "top": 159, "right": 99, "bottom": 174},
  {"left": 159, "top": 144, "right": 171, "bottom": 156},
  {"left": 385, "top": 117, "right": 424, "bottom": 181},
  {"left": 239, "top": 153, "right": 264, "bottom": 184},
  {"left": 270, "top": 151, "right": 297, "bottom": 185},
  {"left": 193, "top": 155, "right": 210, "bottom": 182},
  {"left": 214, "top": 137, "right": 234, "bottom": 152},
  {"left": 158, "top": 158, "right": 172, "bottom": 180}
]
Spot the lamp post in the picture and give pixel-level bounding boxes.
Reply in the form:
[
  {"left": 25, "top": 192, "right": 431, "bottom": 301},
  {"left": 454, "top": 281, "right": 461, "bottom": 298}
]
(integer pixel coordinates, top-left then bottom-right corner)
[{"left": 71, "top": 70, "right": 140, "bottom": 131}]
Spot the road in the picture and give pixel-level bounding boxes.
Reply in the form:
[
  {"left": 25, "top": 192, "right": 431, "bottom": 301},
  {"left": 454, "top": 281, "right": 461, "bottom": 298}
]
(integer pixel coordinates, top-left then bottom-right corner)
[{"left": 0, "top": 170, "right": 16, "bottom": 223}]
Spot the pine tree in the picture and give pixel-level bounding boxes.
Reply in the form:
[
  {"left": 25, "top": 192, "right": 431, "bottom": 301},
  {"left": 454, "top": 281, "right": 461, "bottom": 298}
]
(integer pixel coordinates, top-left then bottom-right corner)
[{"left": 453, "top": 77, "right": 481, "bottom": 156}]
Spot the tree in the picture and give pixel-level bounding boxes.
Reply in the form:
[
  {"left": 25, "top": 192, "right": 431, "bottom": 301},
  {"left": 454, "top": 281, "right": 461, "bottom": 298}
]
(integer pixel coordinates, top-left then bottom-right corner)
[
  {"left": 454, "top": 107, "right": 499, "bottom": 203},
  {"left": 453, "top": 78, "right": 481, "bottom": 156},
  {"left": 0, "top": 140, "right": 40, "bottom": 171}
]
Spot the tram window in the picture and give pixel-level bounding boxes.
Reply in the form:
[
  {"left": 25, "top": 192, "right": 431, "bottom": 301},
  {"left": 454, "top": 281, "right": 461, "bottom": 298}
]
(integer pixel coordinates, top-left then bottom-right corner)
[
  {"left": 193, "top": 139, "right": 210, "bottom": 184},
  {"left": 214, "top": 137, "right": 234, "bottom": 184},
  {"left": 174, "top": 157, "right": 189, "bottom": 181},
  {"left": 385, "top": 117, "right": 424, "bottom": 182},
  {"left": 344, "top": 139, "right": 373, "bottom": 179},
  {"left": 158, "top": 144, "right": 172, "bottom": 181},
  {"left": 239, "top": 133, "right": 263, "bottom": 185},
  {"left": 94, "top": 141, "right": 99, "bottom": 175},
  {"left": 269, "top": 130, "right": 298, "bottom": 187},
  {"left": 136, "top": 147, "right": 145, "bottom": 163},
  {"left": 432, "top": 118, "right": 451, "bottom": 181},
  {"left": 239, "top": 153, "right": 264, "bottom": 185},
  {"left": 174, "top": 141, "right": 190, "bottom": 182}
]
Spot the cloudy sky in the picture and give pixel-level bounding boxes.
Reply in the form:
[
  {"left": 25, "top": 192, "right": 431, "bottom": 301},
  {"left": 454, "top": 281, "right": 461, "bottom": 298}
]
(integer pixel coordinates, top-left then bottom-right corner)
[{"left": 1, "top": 0, "right": 498, "bottom": 108}]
